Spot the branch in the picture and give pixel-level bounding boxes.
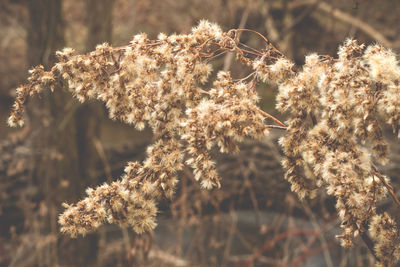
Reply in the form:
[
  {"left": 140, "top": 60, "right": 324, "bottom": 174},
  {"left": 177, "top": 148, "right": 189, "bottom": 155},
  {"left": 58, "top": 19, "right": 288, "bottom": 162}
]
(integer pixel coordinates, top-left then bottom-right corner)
[
  {"left": 372, "top": 169, "right": 400, "bottom": 208},
  {"left": 280, "top": 0, "right": 322, "bottom": 38},
  {"left": 360, "top": 230, "right": 380, "bottom": 262},
  {"left": 291, "top": 1, "right": 395, "bottom": 48},
  {"left": 223, "top": 6, "right": 251, "bottom": 71},
  {"left": 242, "top": 229, "right": 317, "bottom": 267},
  {"left": 257, "top": 107, "right": 287, "bottom": 127},
  {"left": 266, "top": 125, "right": 287, "bottom": 130}
]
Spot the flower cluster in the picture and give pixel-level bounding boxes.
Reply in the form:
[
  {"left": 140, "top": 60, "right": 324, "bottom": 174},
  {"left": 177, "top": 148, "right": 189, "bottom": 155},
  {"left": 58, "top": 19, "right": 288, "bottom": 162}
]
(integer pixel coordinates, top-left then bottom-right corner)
[
  {"left": 274, "top": 40, "right": 400, "bottom": 265},
  {"left": 59, "top": 135, "right": 181, "bottom": 237},
  {"left": 183, "top": 71, "right": 269, "bottom": 189},
  {"left": 9, "top": 21, "right": 400, "bottom": 265},
  {"left": 369, "top": 213, "right": 400, "bottom": 266},
  {"left": 9, "top": 21, "right": 274, "bottom": 236}
]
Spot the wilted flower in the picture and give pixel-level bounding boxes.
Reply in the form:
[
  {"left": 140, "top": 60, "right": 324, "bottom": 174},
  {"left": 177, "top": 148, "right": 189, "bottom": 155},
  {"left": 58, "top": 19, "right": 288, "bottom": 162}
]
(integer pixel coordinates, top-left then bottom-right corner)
[{"left": 9, "top": 21, "right": 400, "bottom": 265}]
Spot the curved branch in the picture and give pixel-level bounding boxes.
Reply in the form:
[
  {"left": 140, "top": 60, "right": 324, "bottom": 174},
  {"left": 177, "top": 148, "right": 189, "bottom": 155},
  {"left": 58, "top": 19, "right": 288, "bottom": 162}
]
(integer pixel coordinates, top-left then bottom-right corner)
[{"left": 289, "top": 0, "right": 395, "bottom": 48}]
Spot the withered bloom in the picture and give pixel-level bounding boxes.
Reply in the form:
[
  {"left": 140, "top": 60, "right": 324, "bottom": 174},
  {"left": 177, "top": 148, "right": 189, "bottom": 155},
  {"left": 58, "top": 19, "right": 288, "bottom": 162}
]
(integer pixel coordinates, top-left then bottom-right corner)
[{"left": 9, "top": 21, "right": 400, "bottom": 265}]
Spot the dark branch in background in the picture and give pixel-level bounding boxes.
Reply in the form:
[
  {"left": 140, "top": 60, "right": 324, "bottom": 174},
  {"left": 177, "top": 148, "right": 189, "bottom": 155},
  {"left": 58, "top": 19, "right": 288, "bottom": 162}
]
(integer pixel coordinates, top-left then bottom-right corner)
[
  {"left": 360, "top": 231, "right": 380, "bottom": 262},
  {"left": 279, "top": 0, "right": 322, "bottom": 41},
  {"left": 223, "top": 6, "right": 251, "bottom": 71},
  {"left": 288, "top": 0, "right": 395, "bottom": 48}
]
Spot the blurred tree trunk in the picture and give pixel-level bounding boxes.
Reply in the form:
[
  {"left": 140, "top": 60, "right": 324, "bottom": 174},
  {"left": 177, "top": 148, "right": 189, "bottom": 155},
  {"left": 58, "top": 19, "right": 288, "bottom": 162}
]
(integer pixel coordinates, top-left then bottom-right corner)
[
  {"left": 75, "top": 2, "right": 116, "bottom": 264},
  {"left": 75, "top": 0, "right": 115, "bottom": 187},
  {"left": 85, "top": 0, "right": 114, "bottom": 50},
  {"left": 281, "top": 0, "right": 294, "bottom": 59},
  {"left": 26, "top": 0, "right": 97, "bottom": 266}
]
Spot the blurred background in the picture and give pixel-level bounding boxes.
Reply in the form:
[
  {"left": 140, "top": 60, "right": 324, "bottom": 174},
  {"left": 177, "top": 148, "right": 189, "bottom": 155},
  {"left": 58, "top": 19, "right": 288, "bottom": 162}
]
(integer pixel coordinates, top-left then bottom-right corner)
[{"left": 1, "top": 0, "right": 400, "bottom": 266}]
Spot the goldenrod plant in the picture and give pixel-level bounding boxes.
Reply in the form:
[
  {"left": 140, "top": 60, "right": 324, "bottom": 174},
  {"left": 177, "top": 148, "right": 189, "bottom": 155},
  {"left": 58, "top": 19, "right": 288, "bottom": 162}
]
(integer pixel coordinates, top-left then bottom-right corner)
[{"left": 9, "top": 21, "right": 400, "bottom": 266}]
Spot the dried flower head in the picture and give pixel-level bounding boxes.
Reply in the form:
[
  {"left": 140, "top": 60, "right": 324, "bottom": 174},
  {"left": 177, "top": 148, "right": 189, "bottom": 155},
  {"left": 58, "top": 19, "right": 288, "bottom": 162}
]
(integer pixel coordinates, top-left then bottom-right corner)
[
  {"left": 9, "top": 21, "right": 400, "bottom": 265},
  {"left": 276, "top": 39, "right": 400, "bottom": 264}
]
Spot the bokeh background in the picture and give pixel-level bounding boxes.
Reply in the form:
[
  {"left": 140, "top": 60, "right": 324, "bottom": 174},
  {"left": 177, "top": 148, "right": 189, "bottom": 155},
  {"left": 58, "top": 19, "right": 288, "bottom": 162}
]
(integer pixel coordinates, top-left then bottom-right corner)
[{"left": 1, "top": 0, "right": 400, "bottom": 266}]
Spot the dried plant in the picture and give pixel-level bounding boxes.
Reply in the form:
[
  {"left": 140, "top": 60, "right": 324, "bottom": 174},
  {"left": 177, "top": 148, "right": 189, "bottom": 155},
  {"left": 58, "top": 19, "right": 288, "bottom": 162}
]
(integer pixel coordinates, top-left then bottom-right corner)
[{"left": 8, "top": 21, "right": 400, "bottom": 265}]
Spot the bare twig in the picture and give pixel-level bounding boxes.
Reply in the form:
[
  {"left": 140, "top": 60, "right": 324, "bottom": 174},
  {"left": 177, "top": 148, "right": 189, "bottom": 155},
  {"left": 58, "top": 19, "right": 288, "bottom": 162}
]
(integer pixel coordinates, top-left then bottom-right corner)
[
  {"left": 242, "top": 229, "right": 317, "bottom": 267},
  {"left": 93, "top": 137, "right": 113, "bottom": 182},
  {"left": 301, "top": 202, "right": 334, "bottom": 267},
  {"left": 290, "top": 0, "right": 394, "bottom": 48},
  {"left": 360, "top": 230, "right": 380, "bottom": 262},
  {"left": 266, "top": 125, "right": 287, "bottom": 130},
  {"left": 372, "top": 169, "right": 400, "bottom": 208},
  {"left": 291, "top": 242, "right": 336, "bottom": 266},
  {"left": 280, "top": 0, "right": 322, "bottom": 38},
  {"left": 257, "top": 107, "right": 287, "bottom": 127},
  {"left": 310, "top": 112, "right": 318, "bottom": 126},
  {"left": 221, "top": 205, "right": 237, "bottom": 267},
  {"left": 263, "top": 2, "right": 280, "bottom": 43},
  {"left": 223, "top": 6, "right": 251, "bottom": 71},
  {"left": 148, "top": 247, "right": 188, "bottom": 267}
]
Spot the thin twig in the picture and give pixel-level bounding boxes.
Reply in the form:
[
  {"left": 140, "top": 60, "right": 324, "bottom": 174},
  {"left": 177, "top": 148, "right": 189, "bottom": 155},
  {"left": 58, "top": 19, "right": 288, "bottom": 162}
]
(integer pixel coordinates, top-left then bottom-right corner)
[
  {"left": 235, "top": 28, "right": 284, "bottom": 57},
  {"left": 257, "top": 107, "right": 287, "bottom": 127},
  {"left": 233, "top": 71, "right": 255, "bottom": 82},
  {"left": 223, "top": 6, "right": 251, "bottom": 71},
  {"left": 93, "top": 137, "right": 113, "bottom": 182},
  {"left": 236, "top": 29, "right": 271, "bottom": 46},
  {"left": 241, "top": 229, "right": 317, "bottom": 267},
  {"left": 290, "top": 0, "right": 394, "bottom": 48},
  {"left": 360, "top": 231, "right": 380, "bottom": 262},
  {"left": 238, "top": 42, "right": 262, "bottom": 54},
  {"left": 310, "top": 112, "right": 318, "bottom": 126},
  {"left": 372, "top": 169, "right": 400, "bottom": 208},
  {"left": 221, "top": 204, "right": 237, "bottom": 267},
  {"left": 204, "top": 50, "right": 228, "bottom": 62},
  {"left": 291, "top": 242, "right": 336, "bottom": 266},
  {"left": 301, "top": 202, "right": 334, "bottom": 267},
  {"left": 280, "top": 0, "right": 322, "bottom": 39},
  {"left": 266, "top": 125, "right": 287, "bottom": 130}
]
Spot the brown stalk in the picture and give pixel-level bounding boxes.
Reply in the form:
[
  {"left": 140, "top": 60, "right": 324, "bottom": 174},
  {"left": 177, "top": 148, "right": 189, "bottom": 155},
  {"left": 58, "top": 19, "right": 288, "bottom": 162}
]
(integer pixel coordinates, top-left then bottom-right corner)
[
  {"left": 257, "top": 107, "right": 287, "bottom": 127},
  {"left": 266, "top": 125, "right": 287, "bottom": 130},
  {"left": 359, "top": 230, "right": 380, "bottom": 262},
  {"left": 235, "top": 28, "right": 283, "bottom": 56},
  {"left": 372, "top": 169, "right": 400, "bottom": 208},
  {"left": 309, "top": 112, "right": 318, "bottom": 126},
  {"left": 241, "top": 229, "right": 318, "bottom": 267}
]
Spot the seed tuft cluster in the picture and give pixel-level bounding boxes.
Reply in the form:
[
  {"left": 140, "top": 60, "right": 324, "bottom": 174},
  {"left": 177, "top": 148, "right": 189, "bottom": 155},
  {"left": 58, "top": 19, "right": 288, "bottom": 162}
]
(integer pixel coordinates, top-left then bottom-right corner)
[
  {"left": 275, "top": 39, "right": 400, "bottom": 264},
  {"left": 9, "top": 22, "right": 400, "bottom": 265}
]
